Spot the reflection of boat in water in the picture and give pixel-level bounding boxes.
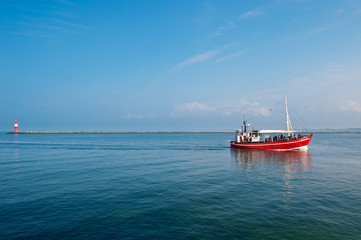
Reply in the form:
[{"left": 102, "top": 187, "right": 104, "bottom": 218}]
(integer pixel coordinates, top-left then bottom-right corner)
[
  {"left": 231, "top": 148, "right": 312, "bottom": 206},
  {"left": 231, "top": 148, "right": 312, "bottom": 172},
  {"left": 230, "top": 97, "right": 313, "bottom": 150}
]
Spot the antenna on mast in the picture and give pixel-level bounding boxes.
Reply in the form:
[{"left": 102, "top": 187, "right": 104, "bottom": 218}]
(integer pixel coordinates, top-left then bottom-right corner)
[{"left": 243, "top": 112, "right": 246, "bottom": 132}]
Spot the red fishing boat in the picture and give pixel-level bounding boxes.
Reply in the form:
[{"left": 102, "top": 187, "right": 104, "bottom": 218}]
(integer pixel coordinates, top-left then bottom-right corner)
[{"left": 230, "top": 97, "right": 313, "bottom": 150}]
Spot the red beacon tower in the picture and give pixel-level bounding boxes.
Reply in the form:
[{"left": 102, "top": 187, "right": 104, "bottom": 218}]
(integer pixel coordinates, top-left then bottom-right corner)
[{"left": 14, "top": 120, "right": 19, "bottom": 132}]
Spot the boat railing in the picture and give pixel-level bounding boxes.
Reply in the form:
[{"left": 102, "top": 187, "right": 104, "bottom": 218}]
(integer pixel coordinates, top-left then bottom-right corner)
[{"left": 262, "top": 133, "right": 311, "bottom": 143}]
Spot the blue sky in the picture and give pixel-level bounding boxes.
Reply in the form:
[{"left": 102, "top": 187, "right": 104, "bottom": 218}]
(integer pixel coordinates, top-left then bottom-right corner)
[{"left": 1, "top": 0, "right": 361, "bottom": 131}]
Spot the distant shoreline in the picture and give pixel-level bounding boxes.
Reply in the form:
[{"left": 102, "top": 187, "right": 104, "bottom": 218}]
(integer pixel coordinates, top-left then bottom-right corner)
[{"left": 5, "top": 131, "right": 361, "bottom": 134}]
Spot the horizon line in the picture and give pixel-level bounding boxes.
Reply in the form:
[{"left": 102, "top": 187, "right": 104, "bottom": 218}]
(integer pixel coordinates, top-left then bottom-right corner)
[{"left": 4, "top": 130, "right": 361, "bottom": 134}]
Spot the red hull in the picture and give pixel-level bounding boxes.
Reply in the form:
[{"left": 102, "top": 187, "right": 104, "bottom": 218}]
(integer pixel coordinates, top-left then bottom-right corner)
[{"left": 230, "top": 134, "right": 313, "bottom": 150}]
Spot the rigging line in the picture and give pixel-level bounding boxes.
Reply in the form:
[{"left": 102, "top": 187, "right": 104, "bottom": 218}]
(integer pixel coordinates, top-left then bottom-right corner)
[
  {"left": 246, "top": 109, "right": 271, "bottom": 121},
  {"left": 288, "top": 103, "right": 306, "bottom": 128},
  {"left": 270, "top": 99, "right": 284, "bottom": 113},
  {"left": 289, "top": 112, "right": 306, "bottom": 130},
  {"left": 291, "top": 114, "right": 311, "bottom": 132},
  {"left": 288, "top": 103, "right": 310, "bottom": 131},
  {"left": 245, "top": 99, "right": 284, "bottom": 122}
]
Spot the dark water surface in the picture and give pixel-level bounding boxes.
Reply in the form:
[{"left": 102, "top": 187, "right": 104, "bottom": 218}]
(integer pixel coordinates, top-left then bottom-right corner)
[{"left": 1, "top": 133, "right": 361, "bottom": 239}]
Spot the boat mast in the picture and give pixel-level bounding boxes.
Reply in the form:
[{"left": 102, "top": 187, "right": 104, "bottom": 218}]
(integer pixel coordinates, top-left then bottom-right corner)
[{"left": 285, "top": 96, "right": 293, "bottom": 136}]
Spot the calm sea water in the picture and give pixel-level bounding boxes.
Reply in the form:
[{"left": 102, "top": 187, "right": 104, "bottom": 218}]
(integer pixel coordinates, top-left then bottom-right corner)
[{"left": 1, "top": 132, "right": 361, "bottom": 239}]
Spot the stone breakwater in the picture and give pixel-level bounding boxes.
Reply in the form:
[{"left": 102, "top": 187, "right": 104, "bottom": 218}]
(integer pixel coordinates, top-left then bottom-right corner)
[
  {"left": 6, "top": 131, "right": 361, "bottom": 134},
  {"left": 7, "top": 131, "right": 234, "bottom": 134}
]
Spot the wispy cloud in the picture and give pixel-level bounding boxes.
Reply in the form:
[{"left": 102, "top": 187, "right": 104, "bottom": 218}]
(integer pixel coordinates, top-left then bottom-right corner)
[
  {"left": 177, "top": 50, "right": 217, "bottom": 67},
  {"left": 171, "top": 99, "right": 271, "bottom": 117},
  {"left": 238, "top": 10, "right": 263, "bottom": 20},
  {"left": 208, "top": 10, "right": 263, "bottom": 39},
  {"left": 125, "top": 113, "right": 144, "bottom": 119},
  {"left": 244, "top": 63, "right": 361, "bottom": 128},
  {"left": 0, "top": 29, "right": 62, "bottom": 39},
  {"left": 339, "top": 100, "right": 361, "bottom": 113},
  {"left": 53, "top": 0, "right": 76, "bottom": 6},
  {"left": 208, "top": 30, "right": 222, "bottom": 38},
  {"left": 150, "top": 50, "right": 217, "bottom": 88},
  {"left": 171, "top": 101, "right": 216, "bottom": 117},
  {"left": 176, "top": 43, "right": 236, "bottom": 68},
  {"left": 208, "top": 21, "right": 235, "bottom": 38},
  {"left": 152, "top": 43, "right": 239, "bottom": 87},
  {"left": 8, "top": 2, "right": 87, "bottom": 38},
  {"left": 48, "top": 18, "right": 89, "bottom": 29},
  {"left": 217, "top": 50, "right": 245, "bottom": 62},
  {"left": 308, "top": 23, "right": 338, "bottom": 34},
  {"left": 219, "top": 99, "right": 272, "bottom": 117}
]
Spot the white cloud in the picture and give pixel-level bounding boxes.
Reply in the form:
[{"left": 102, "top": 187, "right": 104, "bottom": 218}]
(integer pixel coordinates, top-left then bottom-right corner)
[
  {"left": 208, "top": 21, "right": 235, "bottom": 38},
  {"left": 238, "top": 10, "right": 263, "bottom": 20},
  {"left": 217, "top": 50, "right": 245, "bottom": 62},
  {"left": 171, "top": 99, "right": 271, "bottom": 117},
  {"left": 153, "top": 45, "right": 236, "bottom": 87},
  {"left": 125, "top": 113, "right": 143, "bottom": 119},
  {"left": 176, "top": 44, "right": 238, "bottom": 69},
  {"left": 178, "top": 50, "right": 217, "bottom": 67},
  {"left": 172, "top": 101, "right": 215, "bottom": 116},
  {"left": 237, "top": 62, "right": 361, "bottom": 128},
  {"left": 223, "top": 100, "right": 271, "bottom": 116},
  {"left": 53, "top": 0, "right": 75, "bottom": 5},
  {"left": 340, "top": 100, "right": 361, "bottom": 113},
  {"left": 10, "top": 2, "right": 87, "bottom": 38},
  {"left": 308, "top": 24, "right": 338, "bottom": 34},
  {"left": 247, "top": 104, "right": 273, "bottom": 117},
  {"left": 207, "top": 10, "right": 263, "bottom": 38},
  {"left": 208, "top": 30, "right": 222, "bottom": 38}
]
